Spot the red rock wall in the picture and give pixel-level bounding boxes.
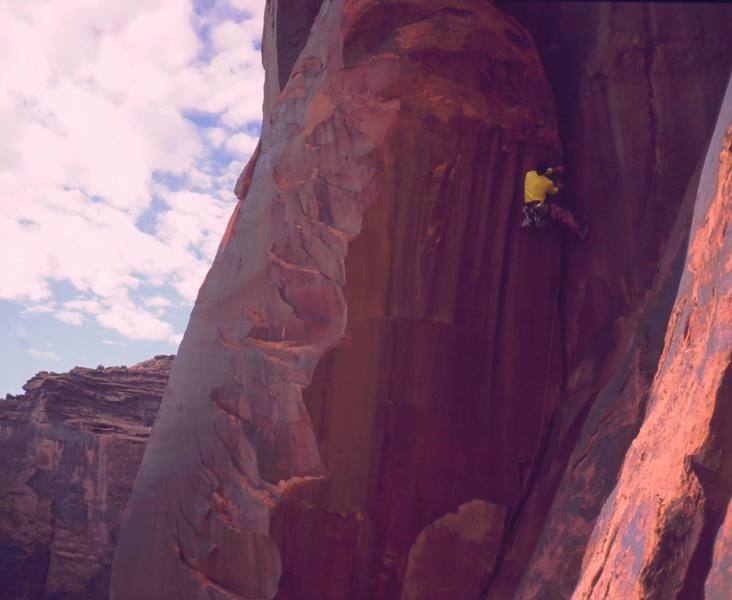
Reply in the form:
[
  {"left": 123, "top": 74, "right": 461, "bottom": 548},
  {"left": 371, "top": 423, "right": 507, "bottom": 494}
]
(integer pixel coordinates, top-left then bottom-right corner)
[
  {"left": 269, "top": 2, "right": 732, "bottom": 598},
  {"left": 272, "top": 1, "right": 566, "bottom": 596},
  {"left": 0, "top": 357, "right": 170, "bottom": 599},
  {"left": 112, "top": 1, "right": 560, "bottom": 598},
  {"left": 573, "top": 75, "right": 732, "bottom": 600},
  {"left": 491, "top": 4, "right": 732, "bottom": 596},
  {"left": 111, "top": 2, "right": 732, "bottom": 599},
  {"left": 512, "top": 150, "right": 702, "bottom": 599}
]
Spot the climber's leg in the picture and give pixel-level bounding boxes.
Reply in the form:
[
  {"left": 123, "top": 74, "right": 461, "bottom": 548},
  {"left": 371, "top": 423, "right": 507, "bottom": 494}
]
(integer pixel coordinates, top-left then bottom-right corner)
[
  {"left": 521, "top": 204, "right": 533, "bottom": 227},
  {"left": 534, "top": 202, "right": 549, "bottom": 228},
  {"left": 549, "top": 203, "right": 589, "bottom": 239},
  {"left": 523, "top": 203, "right": 548, "bottom": 228}
]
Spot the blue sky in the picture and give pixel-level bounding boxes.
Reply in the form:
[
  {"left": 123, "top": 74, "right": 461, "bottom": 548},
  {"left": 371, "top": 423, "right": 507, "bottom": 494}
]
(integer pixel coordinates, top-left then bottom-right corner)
[{"left": 0, "top": 0, "right": 265, "bottom": 394}]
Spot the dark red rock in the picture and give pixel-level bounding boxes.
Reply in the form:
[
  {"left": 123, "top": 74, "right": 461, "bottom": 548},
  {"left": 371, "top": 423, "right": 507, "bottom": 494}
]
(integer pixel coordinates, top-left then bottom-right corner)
[
  {"left": 706, "top": 497, "right": 732, "bottom": 598},
  {"left": 262, "top": 0, "right": 324, "bottom": 118},
  {"left": 282, "top": 3, "right": 732, "bottom": 598},
  {"left": 486, "top": 4, "right": 732, "bottom": 595},
  {"left": 0, "top": 357, "right": 171, "bottom": 600},
  {"left": 401, "top": 500, "right": 506, "bottom": 600}
]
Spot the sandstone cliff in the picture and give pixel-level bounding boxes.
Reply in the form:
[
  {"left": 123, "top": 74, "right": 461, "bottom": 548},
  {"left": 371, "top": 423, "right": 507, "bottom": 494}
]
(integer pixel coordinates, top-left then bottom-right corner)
[
  {"left": 113, "top": 2, "right": 562, "bottom": 597},
  {"left": 493, "top": 3, "right": 732, "bottom": 596},
  {"left": 0, "top": 357, "right": 171, "bottom": 599},
  {"left": 572, "top": 73, "right": 732, "bottom": 600},
  {"left": 100, "top": 1, "right": 731, "bottom": 598}
]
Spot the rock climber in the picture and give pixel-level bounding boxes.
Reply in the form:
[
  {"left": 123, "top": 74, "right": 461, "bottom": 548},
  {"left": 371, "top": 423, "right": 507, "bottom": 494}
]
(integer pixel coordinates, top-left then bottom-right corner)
[{"left": 522, "top": 161, "right": 589, "bottom": 239}]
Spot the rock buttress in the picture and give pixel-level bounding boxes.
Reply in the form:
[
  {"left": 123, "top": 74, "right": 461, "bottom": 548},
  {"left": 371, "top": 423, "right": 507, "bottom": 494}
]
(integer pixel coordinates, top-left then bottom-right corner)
[
  {"left": 112, "top": 1, "right": 559, "bottom": 599},
  {"left": 0, "top": 357, "right": 171, "bottom": 600},
  {"left": 572, "top": 75, "right": 732, "bottom": 600}
]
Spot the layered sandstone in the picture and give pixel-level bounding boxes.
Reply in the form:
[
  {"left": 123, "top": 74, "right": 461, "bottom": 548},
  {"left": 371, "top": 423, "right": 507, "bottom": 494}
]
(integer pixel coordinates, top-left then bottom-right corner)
[{"left": 0, "top": 357, "right": 171, "bottom": 599}]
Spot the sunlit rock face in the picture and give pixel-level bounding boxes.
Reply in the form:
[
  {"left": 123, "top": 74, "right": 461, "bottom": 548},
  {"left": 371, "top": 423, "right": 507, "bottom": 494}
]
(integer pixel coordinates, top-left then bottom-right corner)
[
  {"left": 0, "top": 357, "right": 171, "bottom": 600},
  {"left": 110, "top": 1, "right": 732, "bottom": 600},
  {"left": 572, "top": 76, "right": 732, "bottom": 600}
]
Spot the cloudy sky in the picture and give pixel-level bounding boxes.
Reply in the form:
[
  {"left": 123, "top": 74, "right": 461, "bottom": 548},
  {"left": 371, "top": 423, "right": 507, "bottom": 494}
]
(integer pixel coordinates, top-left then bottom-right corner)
[{"left": 0, "top": 0, "right": 265, "bottom": 394}]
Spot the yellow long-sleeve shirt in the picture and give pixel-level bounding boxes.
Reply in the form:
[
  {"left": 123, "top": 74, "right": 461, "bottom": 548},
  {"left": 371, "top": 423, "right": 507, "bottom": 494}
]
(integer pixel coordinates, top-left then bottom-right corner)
[{"left": 524, "top": 169, "right": 559, "bottom": 204}]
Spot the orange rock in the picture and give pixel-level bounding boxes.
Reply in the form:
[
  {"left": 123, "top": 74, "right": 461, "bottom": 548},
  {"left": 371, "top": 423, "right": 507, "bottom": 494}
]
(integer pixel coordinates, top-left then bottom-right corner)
[{"left": 572, "top": 78, "right": 732, "bottom": 600}]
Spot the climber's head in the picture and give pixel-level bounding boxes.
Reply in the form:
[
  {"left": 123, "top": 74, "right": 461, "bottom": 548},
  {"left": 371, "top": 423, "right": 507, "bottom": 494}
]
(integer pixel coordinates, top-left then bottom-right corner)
[{"left": 535, "top": 160, "right": 549, "bottom": 176}]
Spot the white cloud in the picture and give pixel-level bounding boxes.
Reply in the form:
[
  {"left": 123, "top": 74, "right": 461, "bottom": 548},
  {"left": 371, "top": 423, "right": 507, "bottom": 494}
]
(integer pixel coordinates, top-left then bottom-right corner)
[
  {"left": 28, "top": 348, "right": 61, "bottom": 361},
  {"left": 21, "top": 303, "right": 56, "bottom": 315},
  {"left": 225, "top": 132, "right": 259, "bottom": 156},
  {"left": 144, "top": 296, "right": 172, "bottom": 309},
  {"left": 96, "top": 301, "right": 174, "bottom": 341},
  {"left": 0, "top": 0, "right": 265, "bottom": 344},
  {"left": 205, "top": 127, "right": 228, "bottom": 148},
  {"left": 55, "top": 310, "right": 84, "bottom": 326},
  {"left": 64, "top": 299, "right": 103, "bottom": 314}
]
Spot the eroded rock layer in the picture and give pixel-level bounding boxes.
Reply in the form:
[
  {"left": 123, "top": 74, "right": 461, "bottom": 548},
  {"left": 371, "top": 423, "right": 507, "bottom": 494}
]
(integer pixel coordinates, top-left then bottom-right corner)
[
  {"left": 0, "top": 357, "right": 171, "bottom": 600},
  {"left": 271, "top": 1, "right": 565, "bottom": 597}
]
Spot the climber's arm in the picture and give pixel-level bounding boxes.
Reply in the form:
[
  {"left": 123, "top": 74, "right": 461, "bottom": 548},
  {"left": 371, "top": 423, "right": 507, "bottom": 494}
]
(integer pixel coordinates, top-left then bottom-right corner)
[{"left": 547, "top": 181, "right": 560, "bottom": 196}]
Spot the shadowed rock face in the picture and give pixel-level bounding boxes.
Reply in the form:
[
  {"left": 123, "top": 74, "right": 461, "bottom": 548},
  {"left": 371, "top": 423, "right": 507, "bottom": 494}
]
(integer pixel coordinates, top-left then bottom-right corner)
[
  {"left": 401, "top": 500, "right": 506, "bottom": 600},
  {"left": 492, "top": 3, "right": 732, "bottom": 596},
  {"left": 261, "top": 0, "right": 324, "bottom": 118},
  {"left": 0, "top": 357, "right": 171, "bottom": 600},
  {"left": 266, "top": 2, "right": 732, "bottom": 598},
  {"left": 108, "top": 2, "right": 732, "bottom": 600},
  {"left": 270, "top": 1, "right": 565, "bottom": 597}
]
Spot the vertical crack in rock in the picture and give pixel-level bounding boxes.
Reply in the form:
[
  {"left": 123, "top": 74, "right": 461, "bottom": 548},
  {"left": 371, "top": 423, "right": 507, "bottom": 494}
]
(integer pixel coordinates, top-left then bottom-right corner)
[
  {"left": 584, "top": 523, "right": 619, "bottom": 600},
  {"left": 641, "top": 4, "right": 659, "bottom": 230},
  {"left": 481, "top": 247, "right": 563, "bottom": 596},
  {"left": 274, "top": 0, "right": 325, "bottom": 91},
  {"left": 491, "top": 4, "right": 732, "bottom": 596}
]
